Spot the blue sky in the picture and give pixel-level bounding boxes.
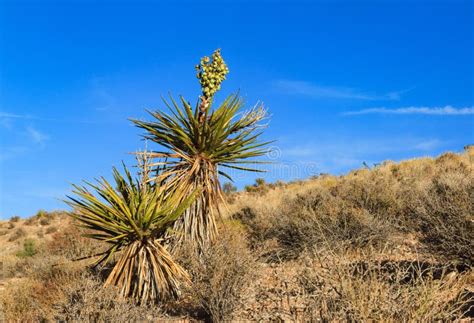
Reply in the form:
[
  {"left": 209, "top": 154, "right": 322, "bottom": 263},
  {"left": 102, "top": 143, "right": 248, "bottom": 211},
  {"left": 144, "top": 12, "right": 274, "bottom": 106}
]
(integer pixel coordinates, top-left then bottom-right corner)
[{"left": 0, "top": 0, "right": 472, "bottom": 218}]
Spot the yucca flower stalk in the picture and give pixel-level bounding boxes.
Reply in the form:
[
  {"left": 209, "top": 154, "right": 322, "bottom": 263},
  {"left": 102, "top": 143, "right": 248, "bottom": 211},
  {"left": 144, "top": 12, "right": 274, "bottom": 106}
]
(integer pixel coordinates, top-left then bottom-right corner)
[
  {"left": 131, "top": 49, "right": 272, "bottom": 251},
  {"left": 65, "top": 159, "right": 196, "bottom": 303}
]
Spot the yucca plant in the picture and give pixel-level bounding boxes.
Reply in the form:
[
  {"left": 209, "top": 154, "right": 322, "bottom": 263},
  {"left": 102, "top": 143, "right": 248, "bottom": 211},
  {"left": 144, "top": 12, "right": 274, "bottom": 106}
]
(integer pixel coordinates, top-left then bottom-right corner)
[
  {"left": 65, "top": 160, "right": 196, "bottom": 303},
  {"left": 131, "top": 49, "right": 271, "bottom": 251}
]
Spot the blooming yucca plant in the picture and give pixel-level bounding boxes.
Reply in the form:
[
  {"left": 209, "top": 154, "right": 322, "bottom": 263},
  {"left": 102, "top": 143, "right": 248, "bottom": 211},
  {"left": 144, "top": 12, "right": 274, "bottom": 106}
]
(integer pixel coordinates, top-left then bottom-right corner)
[
  {"left": 131, "top": 49, "right": 271, "bottom": 251},
  {"left": 66, "top": 162, "right": 196, "bottom": 303}
]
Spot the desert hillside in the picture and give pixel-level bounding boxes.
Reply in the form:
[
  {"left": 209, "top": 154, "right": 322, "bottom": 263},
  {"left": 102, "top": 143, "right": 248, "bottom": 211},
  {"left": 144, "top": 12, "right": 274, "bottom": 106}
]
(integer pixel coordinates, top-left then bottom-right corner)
[{"left": 1, "top": 148, "right": 473, "bottom": 321}]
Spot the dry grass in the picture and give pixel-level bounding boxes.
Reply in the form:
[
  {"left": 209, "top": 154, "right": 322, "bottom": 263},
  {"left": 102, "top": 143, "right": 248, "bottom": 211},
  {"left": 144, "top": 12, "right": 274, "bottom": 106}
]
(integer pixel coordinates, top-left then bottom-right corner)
[
  {"left": 229, "top": 148, "right": 473, "bottom": 265},
  {"left": 0, "top": 256, "right": 83, "bottom": 321},
  {"left": 295, "top": 248, "right": 473, "bottom": 321},
  {"left": 55, "top": 271, "right": 164, "bottom": 322},
  {"left": 45, "top": 226, "right": 58, "bottom": 234},
  {"left": 8, "top": 228, "right": 26, "bottom": 242}
]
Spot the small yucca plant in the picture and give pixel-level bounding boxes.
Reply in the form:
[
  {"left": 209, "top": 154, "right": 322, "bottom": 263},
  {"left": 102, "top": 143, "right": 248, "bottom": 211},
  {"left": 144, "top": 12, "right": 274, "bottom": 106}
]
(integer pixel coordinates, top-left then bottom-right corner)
[
  {"left": 132, "top": 49, "right": 271, "bottom": 251},
  {"left": 66, "top": 160, "right": 196, "bottom": 303}
]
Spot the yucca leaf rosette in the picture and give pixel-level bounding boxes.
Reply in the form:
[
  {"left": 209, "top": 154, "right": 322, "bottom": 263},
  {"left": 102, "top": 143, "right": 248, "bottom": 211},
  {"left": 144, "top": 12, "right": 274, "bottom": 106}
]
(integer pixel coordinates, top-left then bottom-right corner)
[{"left": 66, "top": 164, "right": 196, "bottom": 303}]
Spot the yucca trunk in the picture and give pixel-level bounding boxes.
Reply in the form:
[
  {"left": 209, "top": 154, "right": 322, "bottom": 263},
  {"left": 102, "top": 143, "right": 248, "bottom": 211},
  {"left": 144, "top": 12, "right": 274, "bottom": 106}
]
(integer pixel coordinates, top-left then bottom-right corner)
[
  {"left": 105, "top": 239, "right": 190, "bottom": 303},
  {"left": 170, "top": 196, "right": 217, "bottom": 252},
  {"left": 166, "top": 159, "right": 223, "bottom": 251}
]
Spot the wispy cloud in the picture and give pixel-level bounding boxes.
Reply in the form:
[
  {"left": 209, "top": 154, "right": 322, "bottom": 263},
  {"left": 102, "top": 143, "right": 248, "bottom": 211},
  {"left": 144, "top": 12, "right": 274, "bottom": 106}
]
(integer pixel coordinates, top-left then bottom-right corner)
[
  {"left": 269, "top": 136, "right": 447, "bottom": 176},
  {"left": 0, "top": 112, "right": 35, "bottom": 119},
  {"left": 90, "top": 77, "right": 116, "bottom": 112},
  {"left": 343, "top": 105, "right": 474, "bottom": 116},
  {"left": 282, "top": 137, "right": 444, "bottom": 159},
  {"left": 0, "top": 110, "right": 112, "bottom": 124},
  {"left": 414, "top": 139, "right": 443, "bottom": 151},
  {"left": 1, "top": 127, "right": 50, "bottom": 161},
  {"left": 26, "top": 126, "right": 49, "bottom": 145},
  {"left": 274, "top": 80, "right": 405, "bottom": 101}
]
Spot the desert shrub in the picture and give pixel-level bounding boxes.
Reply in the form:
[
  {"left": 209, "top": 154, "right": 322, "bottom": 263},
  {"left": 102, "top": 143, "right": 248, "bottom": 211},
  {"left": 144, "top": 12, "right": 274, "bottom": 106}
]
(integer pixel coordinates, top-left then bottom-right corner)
[
  {"left": 223, "top": 182, "right": 237, "bottom": 194},
  {"left": 24, "top": 216, "right": 37, "bottom": 226},
  {"left": 45, "top": 226, "right": 58, "bottom": 234},
  {"left": 2, "top": 244, "right": 149, "bottom": 321},
  {"left": 16, "top": 239, "right": 37, "bottom": 258},
  {"left": 274, "top": 180, "right": 286, "bottom": 188},
  {"left": 0, "top": 261, "right": 140, "bottom": 321},
  {"left": 297, "top": 251, "right": 473, "bottom": 321},
  {"left": 7, "top": 222, "right": 15, "bottom": 229},
  {"left": 8, "top": 228, "right": 26, "bottom": 241},
  {"left": 46, "top": 223, "right": 104, "bottom": 260},
  {"left": 232, "top": 206, "right": 275, "bottom": 251},
  {"left": 330, "top": 168, "right": 404, "bottom": 227},
  {"left": 223, "top": 182, "right": 238, "bottom": 203},
  {"left": 0, "top": 258, "right": 83, "bottom": 321},
  {"left": 9, "top": 215, "right": 20, "bottom": 222},
  {"left": 37, "top": 228, "right": 44, "bottom": 238},
  {"left": 0, "top": 279, "right": 42, "bottom": 321},
  {"left": 39, "top": 217, "right": 51, "bottom": 226},
  {"left": 55, "top": 271, "right": 163, "bottom": 322},
  {"left": 415, "top": 171, "right": 474, "bottom": 264},
  {"left": 244, "top": 184, "right": 254, "bottom": 192},
  {"left": 178, "top": 226, "right": 257, "bottom": 322},
  {"left": 245, "top": 178, "right": 270, "bottom": 194},
  {"left": 35, "top": 209, "right": 47, "bottom": 218},
  {"left": 255, "top": 178, "right": 266, "bottom": 186},
  {"left": 236, "top": 186, "right": 393, "bottom": 260},
  {"left": 23, "top": 210, "right": 53, "bottom": 226},
  {"left": 276, "top": 202, "right": 391, "bottom": 259}
]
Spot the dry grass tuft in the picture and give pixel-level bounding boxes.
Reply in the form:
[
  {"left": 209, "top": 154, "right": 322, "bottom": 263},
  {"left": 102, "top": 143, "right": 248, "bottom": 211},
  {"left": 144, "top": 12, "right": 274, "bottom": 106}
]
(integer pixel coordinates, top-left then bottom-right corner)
[{"left": 55, "top": 271, "right": 164, "bottom": 322}]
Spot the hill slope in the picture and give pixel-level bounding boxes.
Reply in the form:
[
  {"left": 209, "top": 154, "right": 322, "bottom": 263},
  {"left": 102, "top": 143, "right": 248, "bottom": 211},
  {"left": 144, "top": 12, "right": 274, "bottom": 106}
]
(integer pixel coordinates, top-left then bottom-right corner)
[{"left": 1, "top": 148, "right": 473, "bottom": 321}]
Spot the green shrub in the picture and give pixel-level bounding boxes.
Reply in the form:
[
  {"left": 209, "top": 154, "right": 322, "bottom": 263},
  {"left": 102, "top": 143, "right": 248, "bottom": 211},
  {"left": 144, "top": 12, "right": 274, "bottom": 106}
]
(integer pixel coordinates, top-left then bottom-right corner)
[
  {"left": 17, "top": 239, "right": 37, "bottom": 258},
  {"left": 244, "top": 178, "right": 269, "bottom": 194}
]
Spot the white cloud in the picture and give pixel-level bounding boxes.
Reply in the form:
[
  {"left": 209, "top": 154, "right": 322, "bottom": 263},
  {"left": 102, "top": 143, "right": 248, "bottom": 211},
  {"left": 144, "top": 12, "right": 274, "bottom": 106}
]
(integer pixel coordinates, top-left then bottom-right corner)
[
  {"left": 414, "top": 139, "right": 443, "bottom": 151},
  {"left": 274, "top": 80, "right": 404, "bottom": 101},
  {"left": 90, "top": 77, "right": 116, "bottom": 112},
  {"left": 26, "top": 126, "right": 49, "bottom": 145},
  {"left": 0, "top": 112, "right": 34, "bottom": 119},
  {"left": 292, "top": 137, "right": 444, "bottom": 155},
  {"left": 0, "top": 110, "right": 107, "bottom": 125},
  {"left": 274, "top": 136, "right": 446, "bottom": 174},
  {"left": 343, "top": 105, "right": 474, "bottom": 116}
]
